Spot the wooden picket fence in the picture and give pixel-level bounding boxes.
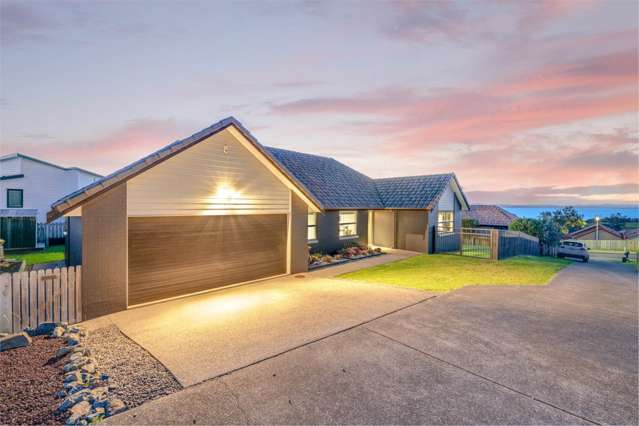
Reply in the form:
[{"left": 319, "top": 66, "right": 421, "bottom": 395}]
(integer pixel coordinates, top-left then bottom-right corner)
[{"left": 0, "top": 266, "right": 82, "bottom": 334}]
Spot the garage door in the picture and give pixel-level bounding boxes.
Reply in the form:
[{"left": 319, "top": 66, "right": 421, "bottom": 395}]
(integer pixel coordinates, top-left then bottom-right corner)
[{"left": 128, "top": 214, "right": 287, "bottom": 306}]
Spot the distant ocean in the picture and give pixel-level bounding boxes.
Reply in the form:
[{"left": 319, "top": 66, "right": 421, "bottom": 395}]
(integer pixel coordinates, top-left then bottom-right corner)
[{"left": 502, "top": 205, "right": 639, "bottom": 220}]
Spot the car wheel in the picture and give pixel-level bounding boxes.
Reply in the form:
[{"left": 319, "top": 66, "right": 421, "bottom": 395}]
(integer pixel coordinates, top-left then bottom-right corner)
[
  {"left": 583, "top": 257, "right": 589, "bottom": 263},
  {"left": 557, "top": 254, "right": 563, "bottom": 259}
]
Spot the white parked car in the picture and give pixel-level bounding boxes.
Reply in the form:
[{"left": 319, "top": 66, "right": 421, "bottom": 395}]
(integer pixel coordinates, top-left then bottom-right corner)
[{"left": 557, "top": 240, "right": 589, "bottom": 262}]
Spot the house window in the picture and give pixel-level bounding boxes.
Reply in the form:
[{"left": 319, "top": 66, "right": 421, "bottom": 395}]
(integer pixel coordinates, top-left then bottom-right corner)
[
  {"left": 438, "top": 211, "right": 454, "bottom": 233},
  {"left": 7, "top": 189, "right": 23, "bottom": 208},
  {"left": 308, "top": 213, "right": 318, "bottom": 242},
  {"left": 339, "top": 211, "right": 358, "bottom": 239}
]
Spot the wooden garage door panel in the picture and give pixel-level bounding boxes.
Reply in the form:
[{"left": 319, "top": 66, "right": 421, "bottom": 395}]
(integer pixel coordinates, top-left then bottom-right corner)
[{"left": 128, "top": 215, "right": 287, "bottom": 306}]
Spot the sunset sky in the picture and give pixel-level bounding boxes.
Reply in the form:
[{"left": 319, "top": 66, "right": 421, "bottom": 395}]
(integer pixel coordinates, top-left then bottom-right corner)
[{"left": 1, "top": 0, "right": 638, "bottom": 205}]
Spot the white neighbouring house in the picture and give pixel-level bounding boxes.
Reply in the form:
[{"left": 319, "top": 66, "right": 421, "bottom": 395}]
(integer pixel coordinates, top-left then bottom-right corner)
[{"left": 0, "top": 153, "right": 101, "bottom": 249}]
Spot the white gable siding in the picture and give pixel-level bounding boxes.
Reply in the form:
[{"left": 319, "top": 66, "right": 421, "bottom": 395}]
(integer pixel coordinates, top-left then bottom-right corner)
[
  {"left": 438, "top": 185, "right": 455, "bottom": 211},
  {"left": 1, "top": 157, "right": 22, "bottom": 175},
  {"left": 72, "top": 169, "right": 101, "bottom": 188},
  {"left": 127, "top": 128, "right": 290, "bottom": 216}
]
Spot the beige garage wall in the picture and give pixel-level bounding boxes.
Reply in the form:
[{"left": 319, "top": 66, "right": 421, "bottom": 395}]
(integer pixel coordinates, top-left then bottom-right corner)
[
  {"left": 82, "top": 184, "right": 128, "bottom": 319},
  {"left": 126, "top": 128, "right": 290, "bottom": 217}
]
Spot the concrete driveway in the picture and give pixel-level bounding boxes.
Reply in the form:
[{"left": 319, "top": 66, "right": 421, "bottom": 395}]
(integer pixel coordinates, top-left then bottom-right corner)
[
  {"left": 86, "top": 250, "right": 427, "bottom": 387},
  {"left": 106, "top": 259, "right": 637, "bottom": 425}
]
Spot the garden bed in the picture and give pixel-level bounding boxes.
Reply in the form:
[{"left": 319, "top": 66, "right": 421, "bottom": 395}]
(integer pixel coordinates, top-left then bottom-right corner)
[
  {"left": 309, "top": 246, "right": 384, "bottom": 270},
  {"left": 0, "top": 336, "right": 68, "bottom": 425},
  {"left": 0, "top": 259, "right": 25, "bottom": 274}
]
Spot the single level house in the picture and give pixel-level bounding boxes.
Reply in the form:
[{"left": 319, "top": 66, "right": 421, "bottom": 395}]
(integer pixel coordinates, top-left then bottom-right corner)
[
  {"left": 0, "top": 153, "right": 101, "bottom": 249},
  {"left": 566, "top": 223, "right": 624, "bottom": 240},
  {"left": 462, "top": 205, "right": 518, "bottom": 230},
  {"left": 48, "top": 117, "right": 469, "bottom": 319},
  {"left": 623, "top": 229, "right": 639, "bottom": 240}
]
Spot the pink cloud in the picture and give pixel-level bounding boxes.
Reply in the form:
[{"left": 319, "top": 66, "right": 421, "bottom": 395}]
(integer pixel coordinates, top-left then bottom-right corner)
[
  {"left": 5, "top": 119, "right": 187, "bottom": 174},
  {"left": 270, "top": 48, "right": 638, "bottom": 152},
  {"left": 494, "top": 50, "right": 638, "bottom": 95},
  {"left": 466, "top": 182, "right": 639, "bottom": 205}
]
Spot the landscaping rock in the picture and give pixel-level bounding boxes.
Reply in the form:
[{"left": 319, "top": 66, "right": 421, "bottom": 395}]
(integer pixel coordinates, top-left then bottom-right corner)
[
  {"left": 107, "top": 398, "right": 126, "bottom": 415},
  {"left": 72, "top": 346, "right": 90, "bottom": 355},
  {"left": 80, "top": 363, "right": 96, "bottom": 374},
  {"left": 66, "top": 400, "right": 91, "bottom": 425},
  {"left": 64, "top": 371, "right": 90, "bottom": 384},
  {"left": 65, "top": 334, "right": 81, "bottom": 346},
  {"left": 58, "top": 397, "right": 76, "bottom": 412},
  {"left": 35, "top": 322, "right": 57, "bottom": 336},
  {"left": 0, "top": 332, "right": 32, "bottom": 352},
  {"left": 55, "top": 346, "right": 73, "bottom": 359},
  {"left": 50, "top": 324, "right": 129, "bottom": 424},
  {"left": 70, "top": 352, "right": 86, "bottom": 362}
]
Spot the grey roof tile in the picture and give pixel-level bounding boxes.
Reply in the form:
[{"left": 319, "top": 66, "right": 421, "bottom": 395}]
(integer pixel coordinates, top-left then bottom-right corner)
[
  {"left": 265, "top": 147, "right": 384, "bottom": 209},
  {"left": 374, "top": 174, "right": 454, "bottom": 209},
  {"left": 462, "top": 205, "right": 518, "bottom": 227}
]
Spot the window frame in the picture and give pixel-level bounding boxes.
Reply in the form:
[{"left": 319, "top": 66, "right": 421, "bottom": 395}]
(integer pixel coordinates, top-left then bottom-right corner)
[
  {"left": 307, "top": 212, "right": 318, "bottom": 243},
  {"left": 437, "top": 210, "right": 455, "bottom": 234},
  {"left": 6, "top": 188, "right": 24, "bottom": 208},
  {"left": 338, "top": 210, "right": 358, "bottom": 239}
]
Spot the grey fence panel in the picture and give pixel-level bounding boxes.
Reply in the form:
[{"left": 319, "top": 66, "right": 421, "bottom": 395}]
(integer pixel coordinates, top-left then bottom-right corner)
[
  {"left": 435, "top": 232, "right": 461, "bottom": 253},
  {"left": 36, "top": 222, "right": 66, "bottom": 245},
  {"left": 498, "top": 231, "right": 540, "bottom": 259}
]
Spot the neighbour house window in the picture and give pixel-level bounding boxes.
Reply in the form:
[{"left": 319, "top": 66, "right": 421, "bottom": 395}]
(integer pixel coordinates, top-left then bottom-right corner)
[
  {"left": 437, "top": 211, "right": 454, "bottom": 233},
  {"left": 308, "top": 213, "right": 318, "bottom": 242},
  {"left": 339, "top": 211, "right": 358, "bottom": 239},
  {"left": 7, "top": 189, "right": 23, "bottom": 208}
]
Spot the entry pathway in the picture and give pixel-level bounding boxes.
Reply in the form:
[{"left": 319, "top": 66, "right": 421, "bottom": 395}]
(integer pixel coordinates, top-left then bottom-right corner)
[
  {"left": 87, "top": 250, "right": 425, "bottom": 387},
  {"left": 106, "top": 260, "right": 637, "bottom": 425}
]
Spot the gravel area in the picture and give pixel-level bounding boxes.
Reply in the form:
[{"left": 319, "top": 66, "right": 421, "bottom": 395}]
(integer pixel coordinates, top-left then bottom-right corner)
[
  {"left": 84, "top": 325, "right": 181, "bottom": 408},
  {"left": 0, "top": 336, "right": 67, "bottom": 425}
]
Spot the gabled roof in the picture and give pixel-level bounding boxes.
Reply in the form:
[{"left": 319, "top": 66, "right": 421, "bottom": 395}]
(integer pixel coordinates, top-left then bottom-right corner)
[
  {"left": 48, "top": 117, "right": 470, "bottom": 220},
  {"left": 623, "top": 228, "right": 639, "bottom": 239},
  {"left": 47, "top": 117, "right": 323, "bottom": 222},
  {"left": 0, "top": 153, "right": 102, "bottom": 177},
  {"left": 266, "top": 147, "right": 384, "bottom": 209},
  {"left": 265, "top": 149, "right": 469, "bottom": 210},
  {"left": 567, "top": 223, "right": 624, "bottom": 239},
  {"left": 375, "top": 174, "right": 465, "bottom": 210},
  {"left": 463, "top": 204, "right": 518, "bottom": 227}
]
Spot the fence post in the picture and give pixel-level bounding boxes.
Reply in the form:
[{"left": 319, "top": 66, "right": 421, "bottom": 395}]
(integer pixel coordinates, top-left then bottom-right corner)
[
  {"left": 490, "top": 229, "right": 499, "bottom": 260},
  {"left": 0, "top": 274, "right": 12, "bottom": 333}
]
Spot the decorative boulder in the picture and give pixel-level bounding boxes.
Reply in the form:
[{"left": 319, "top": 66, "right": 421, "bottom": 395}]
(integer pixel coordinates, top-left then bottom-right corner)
[
  {"left": 0, "top": 332, "right": 32, "bottom": 352},
  {"left": 35, "top": 322, "right": 57, "bottom": 336}
]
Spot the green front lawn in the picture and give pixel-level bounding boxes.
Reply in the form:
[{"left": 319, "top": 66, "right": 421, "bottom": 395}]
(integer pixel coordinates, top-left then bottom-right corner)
[
  {"left": 338, "top": 254, "right": 570, "bottom": 292},
  {"left": 7, "top": 245, "right": 65, "bottom": 265}
]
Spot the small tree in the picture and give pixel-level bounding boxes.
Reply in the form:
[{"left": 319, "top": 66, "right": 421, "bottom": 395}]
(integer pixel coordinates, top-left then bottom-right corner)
[
  {"left": 509, "top": 218, "right": 541, "bottom": 237},
  {"left": 510, "top": 217, "right": 562, "bottom": 254},
  {"left": 551, "top": 206, "right": 586, "bottom": 234},
  {"left": 600, "top": 213, "right": 630, "bottom": 231},
  {"left": 538, "top": 215, "right": 563, "bottom": 247}
]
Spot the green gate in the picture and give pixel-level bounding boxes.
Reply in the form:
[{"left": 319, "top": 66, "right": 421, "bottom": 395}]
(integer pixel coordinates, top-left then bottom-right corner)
[{"left": 0, "top": 217, "right": 37, "bottom": 249}]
